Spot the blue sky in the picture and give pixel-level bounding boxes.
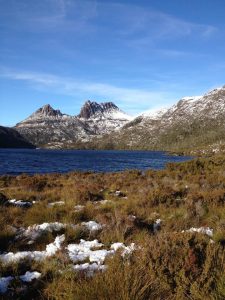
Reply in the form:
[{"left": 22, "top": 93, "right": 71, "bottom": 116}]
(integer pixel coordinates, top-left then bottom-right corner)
[{"left": 1, "top": 0, "right": 225, "bottom": 126}]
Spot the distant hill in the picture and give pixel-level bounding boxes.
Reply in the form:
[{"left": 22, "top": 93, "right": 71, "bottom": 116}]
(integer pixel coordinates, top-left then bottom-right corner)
[{"left": 0, "top": 126, "right": 35, "bottom": 148}]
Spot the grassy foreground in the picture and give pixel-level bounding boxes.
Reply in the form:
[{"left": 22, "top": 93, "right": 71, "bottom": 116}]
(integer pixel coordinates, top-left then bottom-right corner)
[{"left": 0, "top": 154, "right": 225, "bottom": 299}]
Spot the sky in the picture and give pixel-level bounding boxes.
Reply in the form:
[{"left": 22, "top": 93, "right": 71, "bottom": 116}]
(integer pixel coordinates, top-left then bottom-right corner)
[{"left": 1, "top": 0, "right": 225, "bottom": 126}]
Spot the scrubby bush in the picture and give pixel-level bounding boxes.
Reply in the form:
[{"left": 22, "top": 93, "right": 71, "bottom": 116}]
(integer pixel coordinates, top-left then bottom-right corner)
[{"left": 0, "top": 154, "right": 225, "bottom": 299}]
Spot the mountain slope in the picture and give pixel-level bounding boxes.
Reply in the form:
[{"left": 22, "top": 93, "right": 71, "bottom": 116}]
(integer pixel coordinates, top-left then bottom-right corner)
[
  {"left": 94, "top": 86, "right": 225, "bottom": 152},
  {"left": 15, "top": 102, "right": 132, "bottom": 148},
  {"left": 13, "top": 86, "right": 225, "bottom": 152},
  {"left": 0, "top": 126, "right": 35, "bottom": 148}
]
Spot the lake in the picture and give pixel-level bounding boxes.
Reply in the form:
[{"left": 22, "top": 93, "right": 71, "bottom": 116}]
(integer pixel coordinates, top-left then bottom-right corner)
[{"left": 0, "top": 149, "right": 192, "bottom": 175}]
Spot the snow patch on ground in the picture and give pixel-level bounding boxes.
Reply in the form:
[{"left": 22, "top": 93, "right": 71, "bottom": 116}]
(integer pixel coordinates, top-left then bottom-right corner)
[
  {"left": 8, "top": 199, "right": 32, "bottom": 207},
  {"left": 67, "top": 239, "right": 136, "bottom": 267},
  {"left": 72, "top": 263, "right": 107, "bottom": 277},
  {"left": 0, "top": 276, "right": 14, "bottom": 294},
  {"left": 74, "top": 205, "right": 85, "bottom": 211},
  {"left": 17, "top": 220, "right": 102, "bottom": 242},
  {"left": 0, "top": 271, "right": 41, "bottom": 294},
  {"left": 115, "top": 190, "right": 122, "bottom": 196},
  {"left": 111, "top": 242, "right": 136, "bottom": 257},
  {"left": 95, "top": 200, "right": 112, "bottom": 205},
  {"left": 153, "top": 219, "right": 161, "bottom": 233},
  {"left": 20, "top": 271, "right": 41, "bottom": 282},
  {"left": 67, "top": 239, "right": 107, "bottom": 264},
  {"left": 19, "top": 222, "right": 65, "bottom": 241},
  {"left": 182, "top": 227, "right": 213, "bottom": 237},
  {"left": 81, "top": 221, "right": 102, "bottom": 232},
  {"left": 0, "top": 235, "right": 65, "bottom": 265},
  {"left": 48, "top": 201, "right": 65, "bottom": 207}
]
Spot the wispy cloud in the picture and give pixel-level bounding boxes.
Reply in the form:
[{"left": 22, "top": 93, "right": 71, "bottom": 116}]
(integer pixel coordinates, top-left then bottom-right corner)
[
  {"left": 94, "top": 1, "right": 218, "bottom": 50},
  {"left": 156, "top": 48, "right": 210, "bottom": 59},
  {"left": 0, "top": 68, "right": 176, "bottom": 114},
  {"left": 0, "top": 0, "right": 97, "bottom": 34},
  {"left": 0, "top": 0, "right": 217, "bottom": 40}
]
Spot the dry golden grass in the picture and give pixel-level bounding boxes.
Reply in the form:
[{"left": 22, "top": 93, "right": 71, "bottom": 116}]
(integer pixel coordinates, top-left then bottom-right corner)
[{"left": 0, "top": 154, "right": 225, "bottom": 299}]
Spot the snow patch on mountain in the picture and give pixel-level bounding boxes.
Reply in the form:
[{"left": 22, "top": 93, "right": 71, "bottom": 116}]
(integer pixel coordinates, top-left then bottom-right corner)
[
  {"left": 141, "top": 107, "right": 168, "bottom": 120},
  {"left": 15, "top": 101, "right": 133, "bottom": 147}
]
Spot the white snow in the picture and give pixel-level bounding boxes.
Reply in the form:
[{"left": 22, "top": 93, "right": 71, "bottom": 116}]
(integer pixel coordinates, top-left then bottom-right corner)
[
  {"left": 16, "top": 101, "right": 133, "bottom": 146},
  {"left": 45, "top": 235, "right": 65, "bottom": 256},
  {"left": 110, "top": 242, "right": 124, "bottom": 251},
  {"left": 74, "top": 205, "right": 85, "bottom": 211},
  {"left": 19, "top": 222, "right": 65, "bottom": 241},
  {"left": 115, "top": 190, "right": 122, "bottom": 196},
  {"left": 0, "top": 235, "right": 65, "bottom": 265},
  {"left": 180, "top": 96, "right": 202, "bottom": 103},
  {"left": 8, "top": 199, "right": 32, "bottom": 207},
  {"left": 81, "top": 221, "right": 102, "bottom": 232},
  {"left": 48, "top": 201, "right": 65, "bottom": 207},
  {"left": 0, "top": 276, "right": 13, "bottom": 294},
  {"left": 99, "top": 200, "right": 111, "bottom": 204},
  {"left": 204, "top": 86, "right": 224, "bottom": 97},
  {"left": 0, "top": 272, "right": 42, "bottom": 294},
  {"left": 182, "top": 227, "right": 213, "bottom": 237},
  {"left": 68, "top": 239, "right": 137, "bottom": 278},
  {"left": 20, "top": 271, "right": 41, "bottom": 282},
  {"left": 18, "top": 221, "right": 102, "bottom": 242},
  {"left": 73, "top": 263, "right": 107, "bottom": 277},
  {"left": 110, "top": 242, "right": 136, "bottom": 257},
  {"left": 89, "top": 249, "right": 112, "bottom": 264},
  {"left": 67, "top": 239, "right": 108, "bottom": 264},
  {"left": 153, "top": 219, "right": 161, "bottom": 232},
  {"left": 141, "top": 107, "right": 168, "bottom": 120},
  {"left": 67, "top": 239, "right": 136, "bottom": 266},
  {"left": 106, "top": 110, "right": 134, "bottom": 121},
  {"left": 68, "top": 239, "right": 136, "bottom": 277}
]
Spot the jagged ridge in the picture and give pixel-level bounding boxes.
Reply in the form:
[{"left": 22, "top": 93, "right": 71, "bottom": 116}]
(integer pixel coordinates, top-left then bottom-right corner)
[
  {"left": 14, "top": 101, "right": 132, "bottom": 148},
  {"left": 11, "top": 86, "right": 225, "bottom": 151},
  {"left": 78, "top": 101, "right": 119, "bottom": 119}
]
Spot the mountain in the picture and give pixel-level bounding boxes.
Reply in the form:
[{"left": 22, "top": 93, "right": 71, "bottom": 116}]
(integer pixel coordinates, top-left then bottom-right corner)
[
  {"left": 78, "top": 101, "right": 125, "bottom": 119},
  {"left": 0, "top": 126, "right": 35, "bottom": 148},
  {"left": 15, "top": 101, "right": 132, "bottom": 148},
  {"left": 13, "top": 86, "right": 225, "bottom": 152},
  {"left": 93, "top": 86, "right": 225, "bottom": 153}
]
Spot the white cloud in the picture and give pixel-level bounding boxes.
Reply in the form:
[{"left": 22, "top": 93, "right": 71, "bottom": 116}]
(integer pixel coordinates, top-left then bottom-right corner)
[{"left": 0, "top": 68, "right": 176, "bottom": 114}]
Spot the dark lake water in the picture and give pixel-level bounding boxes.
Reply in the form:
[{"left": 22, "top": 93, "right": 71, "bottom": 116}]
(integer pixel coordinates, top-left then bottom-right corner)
[{"left": 0, "top": 149, "right": 192, "bottom": 175}]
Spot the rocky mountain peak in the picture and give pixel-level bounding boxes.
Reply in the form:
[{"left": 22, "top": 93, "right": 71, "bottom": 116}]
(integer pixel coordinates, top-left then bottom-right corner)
[
  {"left": 14, "top": 100, "right": 132, "bottom": 147},
  {"left": 100, "top": 102, "right": 119, "bottom": 111},
  {"left": 78, "top": 100, "right": 119, "bottom": 119},
  {"left": 35, "top": 104, "right": 63, "bottom": 118}
]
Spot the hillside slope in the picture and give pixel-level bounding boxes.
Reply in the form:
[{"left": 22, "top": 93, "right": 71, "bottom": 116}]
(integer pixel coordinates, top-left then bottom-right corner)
[
  {"left": 0, "top": 126, "right": 35, "bottom": 148},
  {"left": 13, "top": 86, "right": 225, "bottom": 152},
  {"left": 95, "top": 86, "right": 225, "bottom": 153}
]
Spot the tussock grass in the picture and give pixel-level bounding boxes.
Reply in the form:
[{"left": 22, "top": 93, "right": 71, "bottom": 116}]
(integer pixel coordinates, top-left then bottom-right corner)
[{"left": 1, "top": 154, "right": 225, "bottom": 298}]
